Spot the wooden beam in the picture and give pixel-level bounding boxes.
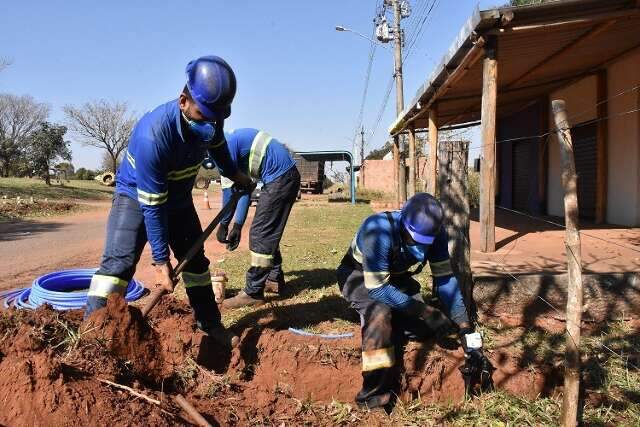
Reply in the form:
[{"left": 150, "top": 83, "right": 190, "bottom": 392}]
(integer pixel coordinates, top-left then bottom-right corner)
[
  {"left": 552, "top": 99, "right": 584, "bottom": 427},
  {"left": 595, "top": 69, "right": 608, "bottom": 224},
  {"left": 391, "top": 37, "right": 486, "bottom": 134},
  {"left": 393, "top": 136, "right": 401, "bottom": 208},
  {"left": 539, "top": 95, "right": 550, "bottom": 214},
  {"left": 506, "top": 20, "right": 616, "bottom": 89},
  {"left": 407, "top": 127, "right": 416, "bottom": 197},
  {"left": 427, "top": 107, "right": 438, "bottom": 195},
  {"left": 480, "top": 37, "right": 498, "bottom": 253}
]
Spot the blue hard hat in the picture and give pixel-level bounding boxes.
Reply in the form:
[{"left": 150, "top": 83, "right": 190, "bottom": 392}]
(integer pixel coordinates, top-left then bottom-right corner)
[
  {"left": 185, "top": 56, "right": 236, "bottom": 121},
  {"left": 400, "top": 193, "right": 444, "bottom": 244}
]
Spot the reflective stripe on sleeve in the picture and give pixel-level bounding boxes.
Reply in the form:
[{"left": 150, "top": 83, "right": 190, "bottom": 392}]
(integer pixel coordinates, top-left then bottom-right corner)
[
  {"left": 248, "top": 131, "right": 273, "bottom": 179},
  {"left": 87, "top": 274, "right": 128, "bottom": 298},
  {"left": 250, "top": 251, "right": 274, "bottom": 268},
  {"left": 137, "top": 188, "right": 168, "bottom": 206},
  {"left": 362, "top": 347, "right": 395, "bottom": 372},
  {"left": 167, "top": 162, "right": 201, "bottom": 181},
  {"left": 430, "top": 259, "right": 454, "bottom": 277},
  {"left": 182, "top": 270, "right": 211, "bottom": 288},
  {"left": 220, "top": 176, "right": 234, "bottom": 189},
  {"left": 350, "top": 236, "right": 364, "bottom": 264}
]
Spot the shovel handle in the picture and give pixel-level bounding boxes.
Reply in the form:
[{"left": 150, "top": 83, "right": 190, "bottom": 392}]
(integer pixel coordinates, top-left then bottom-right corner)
[
  {"left": 174, "top": 394, "right": 211, "bottom": 427},
  {"left": 140, "top": 288, "right": 167, "bottom": 318}
]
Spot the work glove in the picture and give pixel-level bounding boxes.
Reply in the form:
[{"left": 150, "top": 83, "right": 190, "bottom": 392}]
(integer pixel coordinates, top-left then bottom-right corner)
[
  {"left": 153, "top": 262, "right": 176, "bottom": 293},
  {"left": 458, "top": 328, "right": 495, "bottom": 397},
  {"left": 216, "top": 223, "right": 229, "bottom": 244},
  {"left": 226, "top": 223, "right": 243, "bottom": 251},
  {"left": 211, "top": 269, "right": 227, "bottom": 304},
  {"left": 231, "top": 179, "right": 257, "bottom": 196},
  {"left": 419, "top": 304, "right": 454, "bottom": 338}
]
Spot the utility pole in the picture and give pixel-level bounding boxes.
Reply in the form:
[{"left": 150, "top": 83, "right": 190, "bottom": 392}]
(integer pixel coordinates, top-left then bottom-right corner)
[
  {"left": 392, "top": 0, "right": 406, "bottom": 207},
  {"left": 360, "top": 126, "right": 366, "bottom": 188}
]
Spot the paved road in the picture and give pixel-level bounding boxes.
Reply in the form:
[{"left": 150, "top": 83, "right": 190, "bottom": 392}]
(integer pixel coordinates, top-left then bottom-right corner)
[{"left": 0, "top": 194, "right": 248, "bottom": 292}]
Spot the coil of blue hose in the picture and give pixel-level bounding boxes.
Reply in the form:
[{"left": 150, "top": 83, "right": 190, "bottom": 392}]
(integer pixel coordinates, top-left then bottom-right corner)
[{"left": 0, "top": 268, "right": 145, "bottom": 311}]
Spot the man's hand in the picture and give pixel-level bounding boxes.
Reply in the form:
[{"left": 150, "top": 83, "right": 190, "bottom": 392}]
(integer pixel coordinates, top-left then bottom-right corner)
[
  {"left": 458, "top": 328, "right": 495, "bottom": 397},
  {"left": 230, "top": 171, "right": 253, "bottom": 189},
  {"left": 231, "top": 179, "right": 257, "bottom": 195},
  {"left": 154, "top": 262, "right": 176, "bottom": 293},
  {"left": 216, "top": 223, "right": 229, "bottom": 244},
  {"left": 211, "top": 269, "right": 227, "bottom": 303},
  {"left": 226, "top": 223, "right": 243, "bottom": 251},
  {"left": 420, "top": 305, "right": 454, "bottom": 337}
]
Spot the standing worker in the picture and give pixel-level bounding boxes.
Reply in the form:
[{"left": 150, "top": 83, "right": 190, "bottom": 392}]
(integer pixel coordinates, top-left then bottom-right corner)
[
  {"left": 84, "top": 56, "right": 252, "bottom": 347},
  {"left": 336, "top": 193, "right": 494, "bottom": 409},
  {"left": 212, "top": 128, "right": 301, "bottom": 309}
]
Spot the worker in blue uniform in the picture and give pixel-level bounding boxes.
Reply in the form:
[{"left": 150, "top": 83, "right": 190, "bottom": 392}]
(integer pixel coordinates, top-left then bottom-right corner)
[
  {"left": 84, "top": 56, "right": 251, "bottom": 347},
  {"left": 211, "top": 128, "right": 300, "bottom": 309},
  {"left": 337, "top": 193, "right": 494, "bottom": 409}
]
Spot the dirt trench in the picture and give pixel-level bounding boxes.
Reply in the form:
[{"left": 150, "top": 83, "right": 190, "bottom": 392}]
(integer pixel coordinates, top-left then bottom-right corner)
[{"left": 0, "top": 295, "right": 564, "bottom": 426}]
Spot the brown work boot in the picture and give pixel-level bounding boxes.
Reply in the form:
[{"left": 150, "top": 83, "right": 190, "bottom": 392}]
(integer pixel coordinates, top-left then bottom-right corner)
[
  {"left": 206, "top": 324, "right": 240, "bottom": 348},
  {"left": 222, "top": 291, "right": 265, "bottom": 309},
  {"left": 264, "top": 279, "right": 280, "bottom": 294}
]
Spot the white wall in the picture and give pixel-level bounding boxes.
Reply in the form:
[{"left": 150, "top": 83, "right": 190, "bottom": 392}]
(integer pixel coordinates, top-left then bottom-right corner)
[
  {"left": 606, "top": 49, "right": 640, "bottom": 226},
  {"left": 547, "top": 75, "right": 597, "bottom": 218}
]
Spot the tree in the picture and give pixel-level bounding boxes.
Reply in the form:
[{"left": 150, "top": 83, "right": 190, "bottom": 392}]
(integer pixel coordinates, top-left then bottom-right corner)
[
  {"left": 0, "top": 94, "right": 50, "bottom": 177},
  {"left": 26, "top": 122, "right": 71, "bottom": 185},
  {"left": 55, "top": 161, "right": 75, "bottom": 177},
  {"left": 366, "top": 141, "right": 393, "bottom": 160},
  {"left": 100, "top": 150, "right": 121, "bottom": 172},
  {"left": 63, "top": 100, "right": 136, "bottom": 173}
]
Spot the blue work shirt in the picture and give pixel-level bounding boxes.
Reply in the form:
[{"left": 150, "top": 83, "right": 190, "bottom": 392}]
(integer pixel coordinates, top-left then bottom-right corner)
[{"left": 116, "top": 99, "right": 237, "bottom": 263}]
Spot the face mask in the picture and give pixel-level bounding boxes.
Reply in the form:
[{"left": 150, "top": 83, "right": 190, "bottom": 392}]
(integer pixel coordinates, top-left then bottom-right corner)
[
  {"left": 405, "top": 243, "right": 428, "bottom": 262},
  {"left": 182, "top": 112, "right": 215, "bottom": 143}
]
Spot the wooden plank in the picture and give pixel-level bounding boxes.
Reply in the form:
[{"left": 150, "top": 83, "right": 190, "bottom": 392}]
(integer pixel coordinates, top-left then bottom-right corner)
[
  {"left": 595, "top": 69, "right": 608, "bottom": 224},
  {"left": 393, "top": 136, "right": 401, "bottom": 208},
  {"left": 480, "top": 37, "right": 498, "bottom": 253},
  {"left": 552, "top": 99, "right": 584, "bottom": 427},
  {"left": 539, "top": 96, "right": 550, "bottom": 213},
  {"left": 427, "top": 107, "right": 439, "bottom": 195},
  {"left": 408, "top": 127, "right": 416, "bottom": 197}
]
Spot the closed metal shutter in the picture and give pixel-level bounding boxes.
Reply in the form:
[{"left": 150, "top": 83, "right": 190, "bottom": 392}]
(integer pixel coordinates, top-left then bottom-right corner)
[
  {"left": 571, "top": 122, "right": 597, "bottom": 219},
  {"left": 512, "top": 141, "right": 532, "bottom": 212}
]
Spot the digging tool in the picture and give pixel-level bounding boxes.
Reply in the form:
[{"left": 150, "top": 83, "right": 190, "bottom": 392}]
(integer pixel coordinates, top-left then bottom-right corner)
[
  {"left": 141, "top": 187, "right": 250, "bottom": 318},
  {"left": 459, "top": 350, "right": 495, "bottom": 398}
]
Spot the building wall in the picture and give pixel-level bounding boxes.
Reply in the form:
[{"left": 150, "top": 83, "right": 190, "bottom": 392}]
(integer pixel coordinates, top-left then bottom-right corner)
[
  {"left": 546, "top": 49, "right": 640, "bottom": 225},
  {"left": 361, "top": 157, "right": 428, "bottom": 193},
  {"left": 547, "top": 75, "right": 597, "bottom": 218},
  {"left": 606, "top": 49, "right": 640, "bottom": 226}
]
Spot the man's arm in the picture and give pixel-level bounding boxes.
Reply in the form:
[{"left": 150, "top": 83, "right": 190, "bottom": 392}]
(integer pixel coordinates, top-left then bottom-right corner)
[{"left": 134, "top": 140, "right": 170, "bottom": 264}]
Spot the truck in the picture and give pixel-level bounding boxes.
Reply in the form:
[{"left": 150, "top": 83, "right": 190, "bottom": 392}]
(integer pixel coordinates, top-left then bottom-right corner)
[{"left": 294, "top": 155, "right": 324, "bottom": 194}]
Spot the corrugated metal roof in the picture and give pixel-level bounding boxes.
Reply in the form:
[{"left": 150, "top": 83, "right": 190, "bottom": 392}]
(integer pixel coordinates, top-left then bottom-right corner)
[{"left": 389, "top": 0, "right": 640, "bottom": 134}]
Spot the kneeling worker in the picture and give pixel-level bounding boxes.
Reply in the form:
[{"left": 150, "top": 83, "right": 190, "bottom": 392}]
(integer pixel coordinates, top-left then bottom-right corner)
[
  {"left": 211, "top": 128, "right": 300, "bottom": 308},
  {"left": 84, "top": 56, "right": 251, "bottom": 347},
  {"left": 337, "top": 193, "right": 493, "bottom": 408}
]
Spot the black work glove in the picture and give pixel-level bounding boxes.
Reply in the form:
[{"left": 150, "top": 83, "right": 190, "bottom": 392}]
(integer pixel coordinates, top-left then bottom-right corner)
[
  {"left": 232, "top": 180, "right": 257, "bottom": 196},
  {"left": 216, "top": 223, "right": 229, "bottom": 244},
  {"left": 226, "top": 223, "right": 243, "bottom": 251},
  {"left": 458, "top": 327, "right": 494, "bottom": 397},
  {"left": 418, "top": 304, "right": 454, "bottom": 338}
]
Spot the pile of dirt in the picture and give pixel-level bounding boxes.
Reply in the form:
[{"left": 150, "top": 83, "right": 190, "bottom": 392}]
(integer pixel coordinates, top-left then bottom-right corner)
[
  {"left": 0, "top": 199, "right": 76, "bottom": 220},
  {"left": 0, "top": 295, "right": 573, "bottom": 425}
]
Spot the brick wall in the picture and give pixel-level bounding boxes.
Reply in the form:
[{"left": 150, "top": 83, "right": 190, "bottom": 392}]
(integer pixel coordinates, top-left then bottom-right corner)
[{"left": 360, "top": 157, "right": 428, "bottom": 193}]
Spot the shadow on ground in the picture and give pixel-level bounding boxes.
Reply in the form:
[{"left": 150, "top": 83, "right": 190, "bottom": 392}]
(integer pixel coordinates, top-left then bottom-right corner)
[{"left": 0, "top": 219, "right": 66, "bottom": 242}]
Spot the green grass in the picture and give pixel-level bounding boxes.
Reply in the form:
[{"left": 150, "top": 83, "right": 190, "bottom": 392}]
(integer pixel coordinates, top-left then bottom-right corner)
[{"left": 0, "top": 177, "right": 113, "bottom": 201}]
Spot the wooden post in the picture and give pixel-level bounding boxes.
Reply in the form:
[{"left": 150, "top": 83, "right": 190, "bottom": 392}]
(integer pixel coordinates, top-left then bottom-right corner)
[
  {"left": 427, "top": 107, "right": 438, "bottom": 195},
  {"left": 438, "top": 140, "right": 475, "bottom": 319},
  {"left": 408, "top": 127, "right": 417, "bottom": 197},
  {"left": 480, "top": 37, "right": 498, "bottom": 253},
  {"left": 595, "top": 70, "right": 608, "bottom": 224},
  {"left": 393, "top": 136, "right": 401, "bottom": 208},
  {"left": 552, "top": 99, "right": 584, "bottom": 427},
  {"left": 399, "top": 156, "right": 407, "bottom": 203}
]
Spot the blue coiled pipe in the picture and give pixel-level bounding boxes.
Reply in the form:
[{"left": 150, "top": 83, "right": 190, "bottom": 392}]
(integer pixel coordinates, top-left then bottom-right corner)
[{"left": 0, "top": 269, "right": 145, "bottom": 311}]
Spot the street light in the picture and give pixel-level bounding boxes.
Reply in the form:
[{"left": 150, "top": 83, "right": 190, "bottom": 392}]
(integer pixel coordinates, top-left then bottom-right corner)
[{"left": 335, "top": 25, "right": 390, "bottom": 50}]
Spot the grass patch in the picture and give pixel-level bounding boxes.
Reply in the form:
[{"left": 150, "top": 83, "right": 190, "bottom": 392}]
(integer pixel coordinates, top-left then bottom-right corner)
[{"left": 0, "top": 177, "right": 113, "bottom": 201}]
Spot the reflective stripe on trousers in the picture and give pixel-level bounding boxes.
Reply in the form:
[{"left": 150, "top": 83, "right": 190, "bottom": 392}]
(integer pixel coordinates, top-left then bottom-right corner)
[{"left": 87, "top": 274, "right": 128, "bottom": 298}]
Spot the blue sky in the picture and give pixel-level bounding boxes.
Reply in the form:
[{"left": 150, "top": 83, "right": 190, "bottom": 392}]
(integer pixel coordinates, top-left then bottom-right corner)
[{"left": 1, "top": 0, "right": 496, "bottom": 169}]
